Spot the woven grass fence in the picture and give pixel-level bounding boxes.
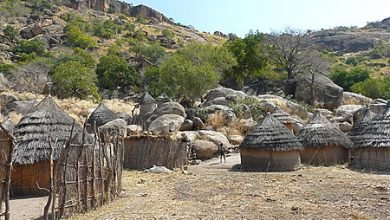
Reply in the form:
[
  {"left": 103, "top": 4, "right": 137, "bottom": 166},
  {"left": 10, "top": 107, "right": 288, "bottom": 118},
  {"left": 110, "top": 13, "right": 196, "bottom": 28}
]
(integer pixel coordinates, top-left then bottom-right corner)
[
  {"left": 43, "top": 134, "right": 124, "bottom": 219},
  {"left": 123, "top": 135, "right": 187, "bottom": 170},
  {"left": 0, "top": 128, "right": 13, "bottom": 220}
]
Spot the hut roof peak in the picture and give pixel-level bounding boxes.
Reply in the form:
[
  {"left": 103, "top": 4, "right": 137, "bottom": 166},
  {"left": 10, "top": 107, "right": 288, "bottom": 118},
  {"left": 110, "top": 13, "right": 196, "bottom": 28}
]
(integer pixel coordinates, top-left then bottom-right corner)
[
  {"left": 141, "top": 92, "right": 157, "bottom": 104},
  {"left": 240, "top": 114, "right": 303, "bottom": 151},
  {"left": 298, "top": 110, "right": 353, "bottom": 148},
  {"left": 271, "top": 107, "right": 297, "bottom": 124}
]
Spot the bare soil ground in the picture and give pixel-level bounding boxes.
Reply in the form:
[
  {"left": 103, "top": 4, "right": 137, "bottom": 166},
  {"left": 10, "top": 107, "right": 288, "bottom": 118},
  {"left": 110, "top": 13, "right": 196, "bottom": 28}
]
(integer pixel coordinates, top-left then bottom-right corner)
[{"left": 69, "top": 153, "right": 390, "bottom": 220}]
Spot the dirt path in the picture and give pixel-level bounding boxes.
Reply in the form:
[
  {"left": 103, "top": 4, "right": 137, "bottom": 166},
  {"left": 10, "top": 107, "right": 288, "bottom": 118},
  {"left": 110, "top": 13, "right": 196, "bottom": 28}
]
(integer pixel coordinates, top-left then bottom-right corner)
[
  {"left": 71, "top": 153, "right": 390, "bottom": 219},
  {"left": 10, "top": 196, "right": 47, "bottom": 219}
]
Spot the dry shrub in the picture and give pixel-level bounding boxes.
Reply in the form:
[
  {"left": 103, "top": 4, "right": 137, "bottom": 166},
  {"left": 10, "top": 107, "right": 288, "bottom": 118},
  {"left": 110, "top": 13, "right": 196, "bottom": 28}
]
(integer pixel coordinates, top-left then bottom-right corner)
[
  {"left": 228, "top": 119, "right": 252, "bottom": 136},
  {"left": 206, "top": 111, "right": 226, "bottom": 130},
  {"left": 0, "top": 91, "right": 136, "bottom": 125}
]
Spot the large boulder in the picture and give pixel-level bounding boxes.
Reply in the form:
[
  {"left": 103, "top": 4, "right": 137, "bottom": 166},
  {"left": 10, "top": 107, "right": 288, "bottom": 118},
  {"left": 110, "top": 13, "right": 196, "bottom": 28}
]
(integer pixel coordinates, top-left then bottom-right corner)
[
  {"left": 180, "top": 119, "right": 193, "bottom": 131},
  {"left": 192, "top": 140, "right": 219, "bottom": 160},
  {"left": 197, "top": 130, "right": 232, "bottom": 149},
  {"left": 233, "top": 104, "right": 252, "bottom": 119},
  {"left": 148, "top": 114, "right": 185, "bottom": 134},
  {"left": 342, "top": 92, "right": 374, "bottom": 105},
  {"left": 227, "top": 135, "right": 244, "bottom": 145},
  {"left": 294, "top": 73, "right": 343, "bottom": 110},
  {"left": 99, "top": 119, "right": 127, "bottom": 136},
  {"left": 195, "top": 105, "right": 236, "bottom": 125},
  {"left": 205, "top": 87, "right": 246, "bottom": 102},
  {"left": 20, "top": 25, "right": 43, "bottom": 39},
  {"left": 203, "top": 97, "right": 228, "bottom": 107},
  {"left": 335, "top": 105, "right": 364, "bottom": 119},
  {"left": 127, "top": 125, "right": 143, "bottom": 135},
  {"left": 146, "top": 101, "right": 186, "bottom": 128}
]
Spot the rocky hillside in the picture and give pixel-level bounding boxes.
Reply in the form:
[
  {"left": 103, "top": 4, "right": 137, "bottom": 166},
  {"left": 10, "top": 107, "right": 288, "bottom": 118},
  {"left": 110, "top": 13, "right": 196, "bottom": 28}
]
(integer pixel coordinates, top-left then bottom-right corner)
[
  {"left": 306, "top": 17, "right": 390, "bottom": 53},
  {"left": 0, "top": 0, "right": 225, "bottom": 94}
]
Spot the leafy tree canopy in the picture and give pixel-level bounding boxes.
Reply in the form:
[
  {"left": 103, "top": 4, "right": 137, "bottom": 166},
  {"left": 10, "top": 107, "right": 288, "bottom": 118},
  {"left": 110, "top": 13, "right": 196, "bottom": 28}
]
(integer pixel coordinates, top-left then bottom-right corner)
[
  {"left": 147, "top": 43, "right": 236, "bottom": 99},
  {"left": 51, "top": 61, "right": 100, "bottom": 101},
  {"left": 96, "top": 54, "right": 137, "bottom": 90},
  {"left": 330, "top": 65, "right": 370, "bottom": 91}
]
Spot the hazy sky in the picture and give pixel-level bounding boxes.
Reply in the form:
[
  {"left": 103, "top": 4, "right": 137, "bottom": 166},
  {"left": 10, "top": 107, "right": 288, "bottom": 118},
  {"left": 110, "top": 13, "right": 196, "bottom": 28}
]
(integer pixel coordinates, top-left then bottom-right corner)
[{"left": 125, "top": 0, "right": 390, "bottom": 37}]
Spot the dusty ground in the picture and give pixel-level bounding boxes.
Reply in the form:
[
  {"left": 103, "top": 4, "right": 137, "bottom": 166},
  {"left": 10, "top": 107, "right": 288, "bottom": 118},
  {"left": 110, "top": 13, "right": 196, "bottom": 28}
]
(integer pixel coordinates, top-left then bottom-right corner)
[{"left": 67, "top": 154, "right": 390, "bottom": 220}]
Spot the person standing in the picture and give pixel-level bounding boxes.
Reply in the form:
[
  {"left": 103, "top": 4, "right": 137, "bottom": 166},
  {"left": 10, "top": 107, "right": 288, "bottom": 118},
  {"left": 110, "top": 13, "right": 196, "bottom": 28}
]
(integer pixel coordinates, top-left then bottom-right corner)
[{"left": 219, "top": 142, "right": 226, "bottom": 163}]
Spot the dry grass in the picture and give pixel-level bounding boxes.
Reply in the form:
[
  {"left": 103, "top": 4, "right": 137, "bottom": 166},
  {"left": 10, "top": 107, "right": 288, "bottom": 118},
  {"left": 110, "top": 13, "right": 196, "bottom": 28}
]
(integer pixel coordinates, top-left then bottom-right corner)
[
  {"left": 1, "top": 92, "right": 135, "bottom": 125},
  {"left": 206, "top": 111, "right": 227, "bottom": 130},
  {"left": 72, "top": 155, "right": 390, "bottom": 220}
]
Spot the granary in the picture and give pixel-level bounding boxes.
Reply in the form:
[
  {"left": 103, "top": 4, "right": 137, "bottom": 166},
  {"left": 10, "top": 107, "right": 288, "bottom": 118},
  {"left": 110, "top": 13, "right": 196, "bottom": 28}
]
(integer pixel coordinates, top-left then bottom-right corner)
[
  {"left": 297, "top": 110, "right": 353, "bottom": 166},
  {"left": 349, "top": 102, "right": 390, "bottom": 171},
  {"left": 139, "top": 92, "right": 157, "bottom": 116},
  {"left": 239, "top": 113, "right": 303, "bottom": 171},
  {"left": 155, "top": 92, "right": 172, "bottom": 106},
  {"left": 271, "top": 107, "right": 297, "bottom": 132},
  {"left": 12, "top": 96, "right": 83, "bottom": 196},
  {"left": 86, "top": 103, "right": 117, "bottom": 133}
]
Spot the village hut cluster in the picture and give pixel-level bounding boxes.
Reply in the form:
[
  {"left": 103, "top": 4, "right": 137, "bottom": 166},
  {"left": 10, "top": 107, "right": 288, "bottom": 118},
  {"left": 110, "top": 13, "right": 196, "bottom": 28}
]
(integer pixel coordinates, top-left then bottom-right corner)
[
  {"left": 0, "top": 91, "right": 387, "bottom": 207},
  {"left": 5, "top": 94, "right": 187, "bottom": 198},
  {"left": 239, "top": 102, "right": 390, "bottom": 172}
]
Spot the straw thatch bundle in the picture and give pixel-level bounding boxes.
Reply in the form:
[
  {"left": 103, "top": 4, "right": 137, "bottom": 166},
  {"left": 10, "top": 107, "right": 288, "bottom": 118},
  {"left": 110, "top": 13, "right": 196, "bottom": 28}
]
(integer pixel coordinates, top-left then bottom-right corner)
[
  {"left": 240, "top": 114, "right": 303, "bottom": 151},
  {"left": 349, "top": 101, "right": 390, "bottom": 148},
  {"left": 13, "top": 96, "right": 82, "bottom": 165},
  {"left": 271, "top": 107, "right": 297, "bottom": 124},
  {"left": 349, "top": 108, "right": 376, "bottom": 139},
  {"left": 298, "top": 111, "right": 353, "bottom": 148},
  {"left": 87, "top": 103, "right": 117, "bottom": 129}
]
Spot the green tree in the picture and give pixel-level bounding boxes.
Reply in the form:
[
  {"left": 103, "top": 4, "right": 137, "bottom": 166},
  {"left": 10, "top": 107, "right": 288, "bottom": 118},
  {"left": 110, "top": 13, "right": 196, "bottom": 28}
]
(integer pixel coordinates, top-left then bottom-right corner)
[
  {"left": 223, "top": 30, "right": 272, "bottom": 88},
  {"left": 351, "top": 76, "right": 390, "bottom": 99},
  {"left": 3, "top": 25, "right": 19, "bottom": 41},
  {"left": 330, "top": 65, "right": 370, "bottom": 91},
  {"left": 149, "top": 43, "right": 236, "bottom": 100},
  {"left": 96, "top": 55, "right": 137, "bottom": 90},
  {"left": 51, "top": 61, "right": 100, "bottom": 100},
  {"left": 13, "top": 39, "right": 46, "bottom": 55}
]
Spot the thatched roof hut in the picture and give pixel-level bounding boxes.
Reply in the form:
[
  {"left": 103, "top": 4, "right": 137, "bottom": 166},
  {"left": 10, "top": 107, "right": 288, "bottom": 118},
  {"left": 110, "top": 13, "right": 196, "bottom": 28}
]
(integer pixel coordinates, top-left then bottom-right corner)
[
  {"left": 12, "top": 96, "right": 83, "bottom": 196},
  {"left": 86, "top": 103, "right": 117, "bottom": 133},
  {"left": 349, "top": 101, "right": 390, "bottom": 171},
  {"left": 140, "top": 92, "right": 157, "bottom": 118},
  {"left": 298, "top": 111, "right": 353, "bottom": 165},
  {"left": 271, "top": 107, "right": 297, "bottom": 132},
  {"left": 156, "top": 92, "right": 172, "bottom": 106},
  {"left": 239, "top": 113, "right": 303, "bottom": 171},
  {"left": 140, "top": 92, "right": 157, "bottom": 105},
  {"left": 349, "top": 108, "right": 376, "bottom": 138}
]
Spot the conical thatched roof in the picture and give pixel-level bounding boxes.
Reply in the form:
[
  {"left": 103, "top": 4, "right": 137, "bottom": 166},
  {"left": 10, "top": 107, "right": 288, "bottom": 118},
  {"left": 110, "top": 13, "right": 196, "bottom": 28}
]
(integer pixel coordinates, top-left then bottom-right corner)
[
  {"left": 156, "top": 92, "right": 172, "bottom": 103},
  {"left": 140, "top": 92, "right": 157, "bottom": 104},
  {"left": 87, "top": 103, "right": 117, "bottom": 129},
  {"left": 271, "top": 107, "right": 297, "bottom": 124},
  {"left": 240, "top": 114, "right": 303, "bottom": 151},
  {"left": 349, "top": 101, "right": 390, "bottom": 148},
  {"left": 13, "top": 96, "right": 83, "bottom": 165},
  {"left": 349, "top": 108, "right": 376, "bottom": 138},
  {"left": 298, "top": 111, "right": 353, "bottom": 148}
]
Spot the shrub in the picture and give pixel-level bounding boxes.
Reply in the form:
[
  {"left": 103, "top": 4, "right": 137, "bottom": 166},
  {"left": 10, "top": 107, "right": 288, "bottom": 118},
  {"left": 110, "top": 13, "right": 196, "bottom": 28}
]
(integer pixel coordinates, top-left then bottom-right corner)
[
  {"left": 96, "top": 54, "right": 138, "bottom": 90},
  {"left": 54, "top": 48, "right": 96, "bottom": 69},
  {"left": 51, "top": 61, "right": 100, "bottom": 101},
  {"left": 132, "top": 43, "right": 166, "bottom": 63},
  {"left": 330, "top": 65, "right": 370, "bottom": 91},
  {"left": 0, "top": 63, "right": 15, "bottom": 74},
  {"left": 351, "top": 76, "right": 390, "bottom": 99},
  {"left": 65, "top": 26, "right": 97, "bottom": 49},
  {"left": 3, "top": 25, "right": 19, "bottom": 41},
  {"left": 93, "top": 19, "right": 122, "bottom": 39},
  {"left": 162, "top": 28, "right": 175, "bottom": 39},
  {"left": 13, "top": 39, "right": 46, "bottom": 55}
]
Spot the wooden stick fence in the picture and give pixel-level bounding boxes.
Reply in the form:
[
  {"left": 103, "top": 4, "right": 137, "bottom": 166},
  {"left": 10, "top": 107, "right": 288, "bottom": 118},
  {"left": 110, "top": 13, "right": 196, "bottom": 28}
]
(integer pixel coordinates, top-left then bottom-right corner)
[
  {"left": 123, "top": 135, "right": 187, "bottom": 170},
  {"left": 43, "top": 130, "right": 124, "bottom": 219},
  {"left": 0, "top": 124, "right": 14, "bottom": 220}
]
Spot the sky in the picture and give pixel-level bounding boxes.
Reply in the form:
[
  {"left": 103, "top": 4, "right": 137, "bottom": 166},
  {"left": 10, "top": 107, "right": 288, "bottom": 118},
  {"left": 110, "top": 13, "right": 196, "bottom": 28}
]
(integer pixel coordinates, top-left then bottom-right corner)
[{"left": 125, "top": 0, "right": 390, "bottom": 37}]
